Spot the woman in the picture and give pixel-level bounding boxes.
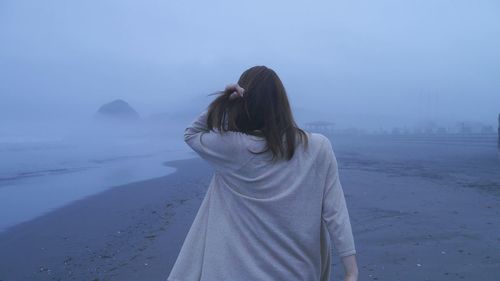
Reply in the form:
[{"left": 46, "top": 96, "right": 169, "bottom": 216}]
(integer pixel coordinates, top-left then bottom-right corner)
[{"left": 167, "top": 66, "right": 358, "bottom": 281}]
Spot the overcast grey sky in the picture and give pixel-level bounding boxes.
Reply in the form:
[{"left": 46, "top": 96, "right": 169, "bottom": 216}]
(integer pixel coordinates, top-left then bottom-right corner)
[{"left": 1, "top": 0, "right": 499, "bottom": 129}]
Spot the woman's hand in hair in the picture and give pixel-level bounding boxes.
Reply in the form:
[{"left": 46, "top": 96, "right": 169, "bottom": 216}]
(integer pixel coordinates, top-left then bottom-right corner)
[{"left": 225, "top": 83, "right": 245, "bottom": 100}]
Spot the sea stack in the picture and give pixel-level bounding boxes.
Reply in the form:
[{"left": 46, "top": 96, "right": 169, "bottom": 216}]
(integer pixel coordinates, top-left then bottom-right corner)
[{"left": 95, "top": 99, "right": 140, "bottom": 120}]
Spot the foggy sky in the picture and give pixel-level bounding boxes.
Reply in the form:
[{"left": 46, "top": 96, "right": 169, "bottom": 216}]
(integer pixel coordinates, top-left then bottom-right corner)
[{"left": 1, "top": 0, "right": 499, "bottom": 130}]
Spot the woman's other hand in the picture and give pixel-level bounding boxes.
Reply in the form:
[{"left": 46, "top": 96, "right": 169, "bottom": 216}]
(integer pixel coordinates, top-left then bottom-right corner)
[
  {"left": 343, "top": 274, "right": 358, "bottom": 281},
  {"left": 341, "top": 254, "right": 359, "bottom": 281}
]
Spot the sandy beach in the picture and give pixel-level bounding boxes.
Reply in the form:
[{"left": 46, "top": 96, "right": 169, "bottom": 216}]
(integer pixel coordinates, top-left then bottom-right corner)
[{"left": 0, "top": 135, "right": 499, "bottom": 281}]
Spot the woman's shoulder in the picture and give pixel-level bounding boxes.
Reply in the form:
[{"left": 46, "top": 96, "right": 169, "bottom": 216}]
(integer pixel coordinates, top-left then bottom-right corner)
[
  {"left": 304, "top": 132, "right": 336, "bottom": 162},
  {"left": 306, "top": 131, "right": 331, "bottom": 149}
]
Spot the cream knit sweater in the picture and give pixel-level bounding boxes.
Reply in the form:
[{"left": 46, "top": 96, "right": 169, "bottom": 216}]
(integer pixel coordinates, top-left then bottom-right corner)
[{"left": 167, "top": 109, "right": 356, "bottom": 281}]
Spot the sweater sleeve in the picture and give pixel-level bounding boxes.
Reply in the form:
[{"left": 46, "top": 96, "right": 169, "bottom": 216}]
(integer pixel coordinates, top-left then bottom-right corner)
[
  {"left": 184, "top": 109, "right": 252, "bottom": 173},
  {"left": 321, "top": 138, "right": 357, "bottom": 258}
]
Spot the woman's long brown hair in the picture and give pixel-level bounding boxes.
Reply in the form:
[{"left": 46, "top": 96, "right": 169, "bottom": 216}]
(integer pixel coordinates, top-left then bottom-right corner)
[{"left": 206, "top": 65, "right": 309, "bottom": 162}]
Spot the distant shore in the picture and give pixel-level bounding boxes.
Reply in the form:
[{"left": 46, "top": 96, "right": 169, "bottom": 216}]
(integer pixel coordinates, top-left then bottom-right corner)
[{"left": 0, "top": 135, "right": 499, "bottom": 281}]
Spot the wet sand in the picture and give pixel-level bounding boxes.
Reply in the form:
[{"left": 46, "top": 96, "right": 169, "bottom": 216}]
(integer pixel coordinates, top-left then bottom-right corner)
[
  {"left": 0, "top": 158, "right": 212, "bottom": 281},
  {"left": 0, "top": 135, "right": 499, "bottom": 281}
]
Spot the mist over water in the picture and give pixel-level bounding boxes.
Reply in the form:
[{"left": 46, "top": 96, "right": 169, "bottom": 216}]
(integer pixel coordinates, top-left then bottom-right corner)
[{"left": 1, "top": 0, "right": 499, "bottom": 131}]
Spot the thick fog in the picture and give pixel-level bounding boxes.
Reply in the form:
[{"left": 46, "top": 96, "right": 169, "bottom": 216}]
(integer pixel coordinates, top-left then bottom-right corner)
[
  {"left": 1, "top": 0, "right": 499, "bottom": 135},
  {"left": 2, "top": 2, "right": 500, "bottom": 278}
]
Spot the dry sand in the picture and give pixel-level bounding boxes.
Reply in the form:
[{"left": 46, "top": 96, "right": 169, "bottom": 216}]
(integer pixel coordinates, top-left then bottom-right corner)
[{"left": 0, "top": 135, "right": 499, "bottom": 281}]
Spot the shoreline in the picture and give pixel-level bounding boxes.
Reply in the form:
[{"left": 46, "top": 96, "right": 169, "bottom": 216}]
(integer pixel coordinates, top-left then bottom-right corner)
[{"left": 0, "top": 149, "right": 193, "bottom": 233}]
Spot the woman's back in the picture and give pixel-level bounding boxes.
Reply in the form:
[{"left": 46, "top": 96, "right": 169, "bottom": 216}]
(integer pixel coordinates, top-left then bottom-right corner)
[{"left": 167, "top": 109, "right": 356, "bottom": 281}]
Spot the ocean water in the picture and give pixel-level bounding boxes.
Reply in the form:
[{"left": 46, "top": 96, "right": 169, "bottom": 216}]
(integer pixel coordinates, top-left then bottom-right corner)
[{"left": 0, "top": 136, "right": 194, "bottom": 232}]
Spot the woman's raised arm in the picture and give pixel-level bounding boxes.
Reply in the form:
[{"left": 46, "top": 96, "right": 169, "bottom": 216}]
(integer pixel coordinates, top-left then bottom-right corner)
[{"left": 184, "top": 109, "right": 252, "bottom": 173}]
